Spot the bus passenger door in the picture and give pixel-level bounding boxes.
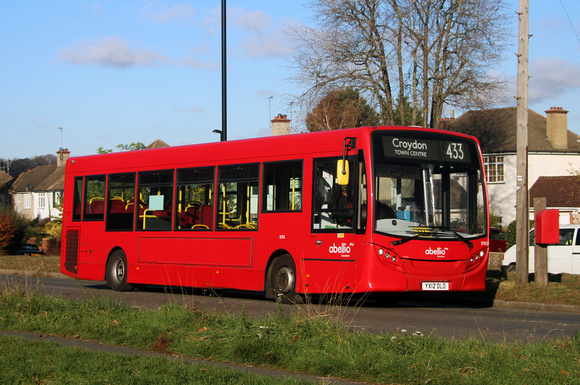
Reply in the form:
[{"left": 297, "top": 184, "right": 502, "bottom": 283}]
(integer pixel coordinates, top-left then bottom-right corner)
[{"left": 305, "top": 156, "right": 366, "bottom": 294}]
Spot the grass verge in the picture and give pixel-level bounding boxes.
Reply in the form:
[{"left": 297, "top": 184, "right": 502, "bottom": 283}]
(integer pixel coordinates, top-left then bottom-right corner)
[
  {"left": 0, "top": 288, "right": 578, "bottom": 385},
  {"left": 0, "top": 335, "right": 312, "bottom": 385}
]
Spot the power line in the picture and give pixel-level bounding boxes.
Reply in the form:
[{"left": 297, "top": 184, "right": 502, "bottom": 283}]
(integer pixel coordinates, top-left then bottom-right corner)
[{"left": 559, "top": 0, "right": 580, "bottom": 44}]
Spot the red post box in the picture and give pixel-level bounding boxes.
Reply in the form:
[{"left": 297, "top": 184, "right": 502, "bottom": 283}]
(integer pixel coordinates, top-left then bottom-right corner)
[{"left": 535, "top": 209, "right": 559, "bottom": 245}]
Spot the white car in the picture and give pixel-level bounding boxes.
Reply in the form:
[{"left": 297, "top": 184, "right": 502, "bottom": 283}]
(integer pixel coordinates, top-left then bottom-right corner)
[{"left": 502, "top": 224, "right": 580, "bottom": 274}]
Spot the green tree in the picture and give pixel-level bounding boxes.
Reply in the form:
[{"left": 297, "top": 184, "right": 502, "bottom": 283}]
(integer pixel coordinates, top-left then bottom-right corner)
[
  {"left": 394, "top": 96, "right": 424, "bottom": 126},
  {"left": 97, "top": 142, "right": 146, "bottom": 154},
  {"left": 305, "top": 88, "right": 379, "bottom": 131}
]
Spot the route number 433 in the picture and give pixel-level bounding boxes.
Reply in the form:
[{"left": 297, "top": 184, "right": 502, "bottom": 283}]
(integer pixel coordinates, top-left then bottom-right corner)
[{"left": 446, "top": 143, "right": 464, "bottom": 160}]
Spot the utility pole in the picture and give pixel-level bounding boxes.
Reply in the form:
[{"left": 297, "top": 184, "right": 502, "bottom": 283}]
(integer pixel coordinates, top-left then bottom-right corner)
[
  {"left": 515, "top": 0, "right": 530, "bottom": 284},
  {"left": 59, "top": 127, "right": 63, "bottom": 149},
  {"left": 221, "top": 0, "right": 227, "bottom": 142},
  {"left": 268, "top": 96, "right": 273, "bottom": 127}
]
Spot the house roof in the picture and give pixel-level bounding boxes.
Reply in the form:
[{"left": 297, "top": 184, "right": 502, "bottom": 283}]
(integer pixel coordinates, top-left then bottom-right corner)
[
  {"left": 0, "top": 170, "right": 12, "bottom": 188},
  {"left": 11, "top": 164, "right": 65, "bottom": 193},
  {"left": 145, "top": 139, "right": 170, "bottom": 149},
  {"left": 529, "top": 176, "right": 580, "bottom": 208},
  {"left": 447, "top": 107, "right": 580, "bottom": 154}
]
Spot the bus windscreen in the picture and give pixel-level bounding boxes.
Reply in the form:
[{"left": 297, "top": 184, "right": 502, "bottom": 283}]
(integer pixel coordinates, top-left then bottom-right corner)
[{"left": 373, "top": 132, "right": 486, "bottom": 239}]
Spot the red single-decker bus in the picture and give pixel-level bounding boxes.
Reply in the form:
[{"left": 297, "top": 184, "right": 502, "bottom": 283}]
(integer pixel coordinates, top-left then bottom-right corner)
[{"left": 61, "top": 126, "right": 489, "bottom": 301}]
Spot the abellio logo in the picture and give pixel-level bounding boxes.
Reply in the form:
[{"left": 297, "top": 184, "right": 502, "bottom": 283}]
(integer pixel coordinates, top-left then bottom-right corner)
[
  {"left": 425, "top": 247, "right": 448, "bottom": 257},
  {"left": 329, "top": 243, "right": 351, "bottom": 254}
]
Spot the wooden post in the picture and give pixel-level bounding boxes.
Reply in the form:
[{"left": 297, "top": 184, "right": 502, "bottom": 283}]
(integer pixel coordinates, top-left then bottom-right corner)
[
  {"left": 534, "top": 197, "right": 549, "bottom": 286},
  {"left": 515, "top": 0, "right": 530, "bottom": 285}
]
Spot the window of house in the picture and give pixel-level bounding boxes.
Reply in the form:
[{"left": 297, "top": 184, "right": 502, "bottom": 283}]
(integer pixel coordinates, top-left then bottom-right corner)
[
  {"left": 483, "top": 156, "right": 504, "bottom": 183},
  {"left": 38, "top": 193, "right": 46, "bottom": 209},
  {"left": 23, "top": 193, "right": 31, "bottom": 209}
]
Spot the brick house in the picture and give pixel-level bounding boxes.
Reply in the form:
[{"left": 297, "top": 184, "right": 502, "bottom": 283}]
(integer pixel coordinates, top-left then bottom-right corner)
[
  {"left": 447, "top": 107, "right": 580, "bottom": 226},
  {"left": 529, "top": 176, "right": 580, "bottom": 223}
]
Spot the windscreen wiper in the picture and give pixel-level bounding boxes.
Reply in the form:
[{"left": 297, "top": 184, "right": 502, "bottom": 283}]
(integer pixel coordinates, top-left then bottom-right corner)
[
  {"left": 432, "top": 227, "right": 473, "bottom": 249},
  {"left": 391, "top": 235, "right": 418, "bottom": 246}
]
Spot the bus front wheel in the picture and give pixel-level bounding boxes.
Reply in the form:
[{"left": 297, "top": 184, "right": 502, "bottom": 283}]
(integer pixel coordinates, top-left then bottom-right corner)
[
  {"left": 106, "top": 250, "right": 134, "bottom": 292},
  {"left": 270, "top": 255, "right": 297, "bottom": 303}
]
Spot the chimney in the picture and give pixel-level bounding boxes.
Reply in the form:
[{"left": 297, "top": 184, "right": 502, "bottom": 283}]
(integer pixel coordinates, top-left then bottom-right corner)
[
  {"left": 545, "top": 107, "right": 568, "bottom": 149},
  {"left": 271, "top": 114, "right": 291, "bottom": 136},
  {"left": 57, "top": 148, "right": 70, "bottom": 168}
]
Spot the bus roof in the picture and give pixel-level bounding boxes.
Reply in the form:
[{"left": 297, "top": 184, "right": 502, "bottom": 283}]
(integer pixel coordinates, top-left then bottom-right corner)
[{"left": 66, "top": 126, "right": 479, "bottom": 174}]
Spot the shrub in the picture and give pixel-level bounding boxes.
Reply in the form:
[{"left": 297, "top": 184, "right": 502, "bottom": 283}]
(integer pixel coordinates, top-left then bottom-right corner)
[
  {"left": 0, "top": 210, "right": 17, "bottom": 254},
  {"left": 0, "top": 209, "right": 33, "bottom": 254}
]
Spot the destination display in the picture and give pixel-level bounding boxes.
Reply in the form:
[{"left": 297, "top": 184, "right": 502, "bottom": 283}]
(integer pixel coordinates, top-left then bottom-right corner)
[{"left": 380, "top": 135, "right": 472, "bottom": 164}]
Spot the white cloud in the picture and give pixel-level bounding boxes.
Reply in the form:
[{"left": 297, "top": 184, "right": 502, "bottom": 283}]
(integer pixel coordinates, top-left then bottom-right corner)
[
  {"left": 142, "top": 3, "right": 196, "bottom": 23},
  {"left": 529, "top": 57, "right": 580, "bottom": 103},
  {"left": 230, "top": 7, "right": 270, "bottom": 33},
  {"left": 58, "top": 37, "right": 173, "bottom": 68},
  {"left": 179, "top": 57, "right": 220, "bottom": 71},
  {"left": 240, "top": 29, "right": 294, "bottom": 59}
]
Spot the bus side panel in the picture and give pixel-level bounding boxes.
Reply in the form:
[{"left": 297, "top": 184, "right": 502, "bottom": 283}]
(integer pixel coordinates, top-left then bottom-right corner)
[
  {"left": 300, "top": 260, "right": 356, "bottom": 294},
  {"left": 75, "top": 223, "right": 110, "bottom": 281},
  {"left": 137, "top": 237, "right": 252, "bottom": 267}
]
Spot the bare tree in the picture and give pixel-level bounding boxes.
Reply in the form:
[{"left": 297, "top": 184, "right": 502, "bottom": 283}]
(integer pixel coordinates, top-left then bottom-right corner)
[{"left": 288, "top": 0, "right": 510, "bottom": 128}]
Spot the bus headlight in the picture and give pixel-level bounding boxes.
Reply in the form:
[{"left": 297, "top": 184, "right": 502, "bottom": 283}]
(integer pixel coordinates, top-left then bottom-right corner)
[
  {"left": 467, "top": 249, "right": 487, "bottom": 272},
  {"left": 374, "top": 245, "right": 403, "bottom": 271}
]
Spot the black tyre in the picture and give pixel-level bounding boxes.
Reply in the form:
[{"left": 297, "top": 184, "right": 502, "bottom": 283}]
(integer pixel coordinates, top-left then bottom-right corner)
[
  {"left": 270, "top": 255, "right": 298, "bottom": 303},
  {"left": 106, "top": 250, "right": 134, "bottom": 292}
]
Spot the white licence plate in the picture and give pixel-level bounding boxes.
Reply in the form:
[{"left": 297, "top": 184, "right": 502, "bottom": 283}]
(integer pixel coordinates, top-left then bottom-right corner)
[{"left": 422, "top": 282, "right": 449, "bottom": 291}]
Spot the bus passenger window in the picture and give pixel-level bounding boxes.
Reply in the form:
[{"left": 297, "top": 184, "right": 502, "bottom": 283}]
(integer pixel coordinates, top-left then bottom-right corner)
[
  {"left": 137, "top": 170, "right": 174, "bottom": 231},
  {"left": 106, "top": 173, "right": 136, "bottom": 231},
  {"left": 175, "top": 167, "right": 215, "bottom": 230},
  {"left": 83, "top": 175, "right": 106, "bottom": 221},
  {"left": 312, "top": 158, "right": 355, "bottom": 231},
  {"left": 73, "top": 176, "right": 83, "bottom": 221},
  {"left": 263, "top": 161, "right": 302, "bottom": 212},
  {"left": 217, "top": 164, "right": 259, "bottom": 230}
]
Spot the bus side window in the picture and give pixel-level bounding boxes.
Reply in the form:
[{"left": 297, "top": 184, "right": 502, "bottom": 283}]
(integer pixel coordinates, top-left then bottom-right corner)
[
  {"left": 175, "top": 167, "right": 215, "bottom": 230},
  {"left": 217, "top": 164, "right": 259, "bottom": 230},
  {"left": 312, "top": 158, "right": 355, "bottom": 231},
  {"left": 137, "top": 170, "right": 174, "bottom": 231},
  {"left": 263, "top": 160, "right": 302, "bottom": 212},
  {"left": 83, "top": 175, "right": 106, "bottom": 221},
  {"left": 73, "top": 176, "right": 83, "bottom": 221},
  {"left": 106, "top": 173, "right": 136, "bottom": 231}
]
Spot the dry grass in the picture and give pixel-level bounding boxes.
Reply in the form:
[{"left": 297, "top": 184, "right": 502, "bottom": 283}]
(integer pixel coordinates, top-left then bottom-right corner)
[{"left": 0, "top": 255, "right": 60, "bottom": 273}]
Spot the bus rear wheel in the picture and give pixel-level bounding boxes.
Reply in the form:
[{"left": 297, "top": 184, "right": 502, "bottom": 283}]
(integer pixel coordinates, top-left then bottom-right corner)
[
  {"left": 106, "top": 250, "right": 134, "bottom": 292},
  {"left": 270, "top": 255, "right": 298, "bottom": 303}
]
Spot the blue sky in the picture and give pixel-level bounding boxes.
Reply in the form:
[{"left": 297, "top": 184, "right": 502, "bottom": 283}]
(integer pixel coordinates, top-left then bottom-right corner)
[{"left": 1, "top": 0, "right": 579, "bottom": 159}]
